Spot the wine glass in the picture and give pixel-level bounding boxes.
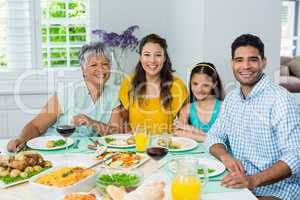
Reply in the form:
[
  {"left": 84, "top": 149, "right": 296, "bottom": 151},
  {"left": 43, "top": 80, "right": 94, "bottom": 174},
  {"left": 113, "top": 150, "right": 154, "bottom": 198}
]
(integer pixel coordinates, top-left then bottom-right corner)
[
  {"left": 146, "top": 133, "right": 169, "bottom": 165},
  {"left": 56, "top": 113, "right": 76, "bottom": 152}
]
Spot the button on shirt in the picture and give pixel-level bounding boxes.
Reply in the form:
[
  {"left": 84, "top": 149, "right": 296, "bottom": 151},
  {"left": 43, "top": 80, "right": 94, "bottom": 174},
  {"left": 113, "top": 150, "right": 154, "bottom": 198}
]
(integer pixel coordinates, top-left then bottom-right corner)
[{"left": 206, "top": 74, "right": 300, "bottom": 200}]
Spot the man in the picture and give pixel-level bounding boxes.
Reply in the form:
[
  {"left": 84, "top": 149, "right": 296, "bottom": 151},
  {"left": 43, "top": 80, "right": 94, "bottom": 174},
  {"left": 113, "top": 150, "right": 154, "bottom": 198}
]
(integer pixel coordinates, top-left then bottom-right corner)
[{"left": 206, "top": 34, "right": 300, "bottom": 200}]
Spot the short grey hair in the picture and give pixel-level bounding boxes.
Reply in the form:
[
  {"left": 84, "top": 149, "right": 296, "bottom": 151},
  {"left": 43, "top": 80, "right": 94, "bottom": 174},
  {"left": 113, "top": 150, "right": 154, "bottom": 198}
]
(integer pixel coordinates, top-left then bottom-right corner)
[{"left": 78, "top": 42, "right": 111, "bottom": 68}]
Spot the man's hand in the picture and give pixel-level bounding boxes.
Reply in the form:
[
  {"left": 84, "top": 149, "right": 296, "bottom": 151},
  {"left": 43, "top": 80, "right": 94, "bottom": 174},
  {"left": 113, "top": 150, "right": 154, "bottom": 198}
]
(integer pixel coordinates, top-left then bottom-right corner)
[
  {"left": 7, "top": 138, "right": 24, "bottom": 152},
  {"left": 220, "top": 154, "right": 245, "bottom": 173},
  {"left": 72, "top": 114, "right": 93, "bottom": 126},
  {"left": 221, "top": 171, "right": 256, "bottom": 189}
]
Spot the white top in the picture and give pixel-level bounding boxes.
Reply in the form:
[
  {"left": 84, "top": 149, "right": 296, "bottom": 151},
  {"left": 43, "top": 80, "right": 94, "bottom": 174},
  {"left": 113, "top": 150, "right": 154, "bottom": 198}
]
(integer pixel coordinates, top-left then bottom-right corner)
[{"left": 47, "top": 81, "right": 119, "bottom": 137}]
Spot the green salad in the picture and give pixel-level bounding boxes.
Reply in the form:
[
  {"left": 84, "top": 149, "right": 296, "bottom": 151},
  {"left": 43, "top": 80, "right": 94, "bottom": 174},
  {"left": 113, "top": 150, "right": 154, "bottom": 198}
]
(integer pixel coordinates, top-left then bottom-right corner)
[
  {"left": 197, "top": 168, "right": 216, "bottom": 175},
  {"left": 105, "top": 137, "right": 115, "bottom": 144},
  {"left": 52, "top": 139, "right": 66, "bottom": 147},
  {"left": 97, "top": 173, "right": 141, "bottom": 188}
]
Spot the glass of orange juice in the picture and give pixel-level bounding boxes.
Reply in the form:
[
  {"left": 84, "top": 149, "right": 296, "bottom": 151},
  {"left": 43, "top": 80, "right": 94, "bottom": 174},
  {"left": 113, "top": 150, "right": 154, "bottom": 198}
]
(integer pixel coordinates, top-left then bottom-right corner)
[
  {"left": 171, "top": 156, "right": 208, "bottom": 200},
  {"left": 134, "top": 128, "right": 150, "bottom": 153}
]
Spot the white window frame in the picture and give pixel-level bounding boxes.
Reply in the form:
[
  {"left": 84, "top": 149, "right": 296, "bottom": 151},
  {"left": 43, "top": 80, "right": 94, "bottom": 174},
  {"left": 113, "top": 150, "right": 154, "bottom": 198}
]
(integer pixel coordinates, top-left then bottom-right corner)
[{"left": 0, "top": 0, "right": 101, "bottom": 93}]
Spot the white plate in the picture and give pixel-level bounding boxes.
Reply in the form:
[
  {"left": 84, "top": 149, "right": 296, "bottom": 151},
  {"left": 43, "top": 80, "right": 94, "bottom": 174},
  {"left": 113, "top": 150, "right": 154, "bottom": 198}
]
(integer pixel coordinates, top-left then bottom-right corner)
[
  {"left": 168, "top": 157, "right": 226, "bottom": 178},
  {"left": 154, "top": 136, "right": 198, "bottom": 152},
  {"left": 27, "top": 136, "right": 73, "bottom": 150},
  {"left": 45, "top": 153, "right": 97, "bottom": 167},
  {"left": 101, "top": 134, "right": 135, "bottom": 148},
  {"left": 98, "top": 150, "right": 150, "bottom": 170}
]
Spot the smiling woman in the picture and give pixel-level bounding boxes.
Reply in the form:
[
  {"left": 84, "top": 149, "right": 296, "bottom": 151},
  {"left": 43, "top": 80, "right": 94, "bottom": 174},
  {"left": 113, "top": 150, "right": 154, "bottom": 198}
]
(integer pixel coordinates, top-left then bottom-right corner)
[
  {"left": 119, "top": 34, "right": 188, "bottom": 135},
  {"left": 7, "top": 42, "right": 124, "bottom": 152}
]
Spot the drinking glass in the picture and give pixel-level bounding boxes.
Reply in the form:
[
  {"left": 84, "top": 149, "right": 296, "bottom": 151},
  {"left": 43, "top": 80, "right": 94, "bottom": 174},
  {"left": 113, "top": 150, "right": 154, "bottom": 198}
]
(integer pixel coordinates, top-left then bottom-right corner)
[
  {"left": 134, "top": 128, "right": 150, "bottom": 153},
  {"left": 56, "top": 113, "right": 76, "bottom": 152}
]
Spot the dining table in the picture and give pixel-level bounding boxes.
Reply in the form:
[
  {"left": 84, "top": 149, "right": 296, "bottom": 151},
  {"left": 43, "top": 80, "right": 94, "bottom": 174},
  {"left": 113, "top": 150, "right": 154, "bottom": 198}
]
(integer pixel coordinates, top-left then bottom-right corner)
[{"left": 0, "top": 136, "right": 258, "bottom": 200}]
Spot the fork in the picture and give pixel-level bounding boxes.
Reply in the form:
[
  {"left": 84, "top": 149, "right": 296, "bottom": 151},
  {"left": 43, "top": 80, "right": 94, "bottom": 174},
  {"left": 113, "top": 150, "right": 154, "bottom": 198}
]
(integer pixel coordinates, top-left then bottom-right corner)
[{"left": 73, "top": 139, "right": 80, "bottom": 149}]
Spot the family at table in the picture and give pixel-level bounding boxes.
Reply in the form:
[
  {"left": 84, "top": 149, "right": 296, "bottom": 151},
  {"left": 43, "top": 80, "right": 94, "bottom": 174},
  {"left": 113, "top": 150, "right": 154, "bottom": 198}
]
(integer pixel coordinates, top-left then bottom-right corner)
[{"left": 6, "top": 33, "right": 300, "bottom": 200}]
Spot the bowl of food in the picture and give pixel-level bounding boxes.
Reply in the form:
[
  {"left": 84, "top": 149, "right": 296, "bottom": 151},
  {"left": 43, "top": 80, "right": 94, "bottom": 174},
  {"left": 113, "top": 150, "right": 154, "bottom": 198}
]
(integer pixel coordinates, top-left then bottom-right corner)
[
  {"left": 29, "top": 165, "right": 98, "bottom": 199},
  {"left": 95, "top": 170, "right": 143, "bottom": 199},
  {"left": 62, "top": 192, "right": 98, "bottom": 200}
]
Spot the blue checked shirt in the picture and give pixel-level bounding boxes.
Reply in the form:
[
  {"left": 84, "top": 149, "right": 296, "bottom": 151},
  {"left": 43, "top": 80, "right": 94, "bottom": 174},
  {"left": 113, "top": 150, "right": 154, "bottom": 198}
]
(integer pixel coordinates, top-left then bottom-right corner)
[{"left": 206, "top": 74, "right": 300, "bottom": 200}]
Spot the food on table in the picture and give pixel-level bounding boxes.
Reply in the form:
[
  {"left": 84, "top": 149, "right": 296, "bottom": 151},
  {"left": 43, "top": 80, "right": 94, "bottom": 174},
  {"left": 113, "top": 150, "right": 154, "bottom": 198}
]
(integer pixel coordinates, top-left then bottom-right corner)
[
  {"left": 46, "top": 139, "right": 66, "bottom": 148},
  {"left": 64, "top": 193, "right": 96, "bottom": 200},
  {"left": 96, "top": 172, "right": 142, "bottom": 199},
  {"left": 104, "top": 136, "right": 135, "bottom": 146},
  {"left": 157, "top": 138, "right": 181, "bottom": 149},
  {"left": 0, "top": 151, "right": 52, "bottom": 184},
  {"left": 35, "top": 166, "right": 95, "bottom": 187},
  {"left": 96, "top": 151, "right": 144, "bottom": 168},
  {"left": 197, "top": 167, "right": 216, "bottom": 175}
]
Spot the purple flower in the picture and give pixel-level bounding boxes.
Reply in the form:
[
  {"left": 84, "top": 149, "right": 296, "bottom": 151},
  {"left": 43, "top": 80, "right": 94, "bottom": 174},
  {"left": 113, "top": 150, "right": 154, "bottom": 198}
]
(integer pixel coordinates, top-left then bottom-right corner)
[{"left": 92, "top": 25, "right": 139, "bottom": 50}]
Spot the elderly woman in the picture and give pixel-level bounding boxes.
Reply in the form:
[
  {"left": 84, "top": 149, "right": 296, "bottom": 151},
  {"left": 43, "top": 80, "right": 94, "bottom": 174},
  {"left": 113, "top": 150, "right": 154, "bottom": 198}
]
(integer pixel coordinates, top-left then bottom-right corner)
[{"left": 7, "top": 42, "right": 123, "bottom": 152}]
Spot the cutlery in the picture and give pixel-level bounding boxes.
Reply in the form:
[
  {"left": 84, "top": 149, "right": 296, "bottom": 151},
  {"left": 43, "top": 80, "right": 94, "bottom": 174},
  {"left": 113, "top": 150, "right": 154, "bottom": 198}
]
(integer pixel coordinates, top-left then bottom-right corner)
[
  {"left": 73, "top": 152, "right": 117, "bottom": 173},
  {"left": 73, "top": 139, "right": 80, "bottom": 149},
  {"left": 16, "top": 143, "right": 27, "bottom": 153},
  {"left": 88, "top": 137, "right": 99, "bottom": 146}
]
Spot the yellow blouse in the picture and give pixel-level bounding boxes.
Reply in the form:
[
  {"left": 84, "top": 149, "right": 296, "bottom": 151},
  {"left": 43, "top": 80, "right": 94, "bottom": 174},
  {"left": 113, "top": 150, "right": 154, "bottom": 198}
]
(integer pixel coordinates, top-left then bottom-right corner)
[{"left": 119, "top": 75, "right": 188, "bottom": 134}]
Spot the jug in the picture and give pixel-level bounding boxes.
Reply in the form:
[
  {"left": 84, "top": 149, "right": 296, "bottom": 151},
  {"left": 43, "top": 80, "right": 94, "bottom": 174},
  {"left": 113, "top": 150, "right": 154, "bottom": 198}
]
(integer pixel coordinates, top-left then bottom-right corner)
[{"left": 171, "top": 156, "right": 208, "bottom": 200}]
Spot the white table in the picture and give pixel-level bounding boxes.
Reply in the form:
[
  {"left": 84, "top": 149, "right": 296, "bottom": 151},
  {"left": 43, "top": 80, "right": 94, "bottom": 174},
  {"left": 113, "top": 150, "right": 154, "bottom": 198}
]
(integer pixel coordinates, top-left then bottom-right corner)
[{"left": 0, "top": 139, "right": 257, "bottom": 200}]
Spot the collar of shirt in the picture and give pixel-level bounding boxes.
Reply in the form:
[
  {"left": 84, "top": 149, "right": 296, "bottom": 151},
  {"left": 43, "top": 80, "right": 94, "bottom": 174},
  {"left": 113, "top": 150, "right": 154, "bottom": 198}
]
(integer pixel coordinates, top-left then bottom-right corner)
[{"left": 239, "top": 73, "right": 269, "bottom": 101}]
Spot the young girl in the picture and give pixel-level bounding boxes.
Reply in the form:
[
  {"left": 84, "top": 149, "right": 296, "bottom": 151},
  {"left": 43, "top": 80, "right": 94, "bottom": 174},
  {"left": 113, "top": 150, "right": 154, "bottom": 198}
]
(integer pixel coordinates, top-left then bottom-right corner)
[{"left": 174, "top": 62, "right": 224, "bottom": 142}]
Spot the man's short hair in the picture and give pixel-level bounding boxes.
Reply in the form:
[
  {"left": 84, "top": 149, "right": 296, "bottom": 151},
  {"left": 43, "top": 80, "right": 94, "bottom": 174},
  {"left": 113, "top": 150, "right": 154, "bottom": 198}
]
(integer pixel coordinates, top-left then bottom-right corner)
[{"left": 231, "top": 34, "right": 265, "bottom": 59}]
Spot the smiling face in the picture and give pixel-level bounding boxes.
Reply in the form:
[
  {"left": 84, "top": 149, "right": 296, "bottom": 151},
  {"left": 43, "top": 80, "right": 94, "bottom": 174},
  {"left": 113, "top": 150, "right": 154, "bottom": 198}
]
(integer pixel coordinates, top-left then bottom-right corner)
[
  {"left": 231, "top": 45, "right": 266, "bottom": 89},
  {"left": 82, "top": 55, "right": 110, "bottom": 87},
  {"left": 140, "top": 42, "right": 166, "bottom": 80},
  {"left": 191, "top": 73, "right": 216, "bottom": 101}
]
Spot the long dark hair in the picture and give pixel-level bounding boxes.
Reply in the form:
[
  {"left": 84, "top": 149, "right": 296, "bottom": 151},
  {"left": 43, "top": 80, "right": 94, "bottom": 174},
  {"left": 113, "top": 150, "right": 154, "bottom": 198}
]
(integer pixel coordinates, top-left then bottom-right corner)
[
  {"left": 189, "top": 62, "right": 225, "bottom": 103},
  {"left": 131, "top": 34, "right": 175, "bottom": 108}
]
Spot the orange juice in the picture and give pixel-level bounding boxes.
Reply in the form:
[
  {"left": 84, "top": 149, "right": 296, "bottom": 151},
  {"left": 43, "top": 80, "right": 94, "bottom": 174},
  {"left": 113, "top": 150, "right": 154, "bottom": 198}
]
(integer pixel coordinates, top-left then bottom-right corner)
[
  {"left": 134, "top": 131, "right": 150, "bottom": 152},
  {"left": 171, "top": 175, "right": 201, "bottom": 200}
]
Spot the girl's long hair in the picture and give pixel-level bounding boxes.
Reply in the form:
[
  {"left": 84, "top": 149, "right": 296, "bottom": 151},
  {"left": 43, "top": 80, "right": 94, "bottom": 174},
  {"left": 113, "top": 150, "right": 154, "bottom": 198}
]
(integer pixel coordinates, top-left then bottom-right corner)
[
  {"left": 131, "top": 34, "right": 175, "bottom": 108},
  {"left": 189, "top": 62, "right": 225, "bottom": 103}
]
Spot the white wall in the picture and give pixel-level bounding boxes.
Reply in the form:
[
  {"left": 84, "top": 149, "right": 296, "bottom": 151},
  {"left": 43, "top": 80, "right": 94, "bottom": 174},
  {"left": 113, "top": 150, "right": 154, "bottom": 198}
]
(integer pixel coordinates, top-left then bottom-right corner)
[
  {"left": 98, "top": 0, "right": 281, "bottom": 89},
  {"left": 0, "top": 0, "right": 282, "bottom": 138},
  {"left": 202, "top": 0, "right": 281, "bottom": 91}
]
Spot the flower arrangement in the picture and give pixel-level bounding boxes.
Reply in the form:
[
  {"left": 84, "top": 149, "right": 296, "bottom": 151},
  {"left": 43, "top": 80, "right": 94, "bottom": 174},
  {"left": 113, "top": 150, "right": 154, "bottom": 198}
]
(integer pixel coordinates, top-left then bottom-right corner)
[
  {"left": 92, "top": 25, "right": 139, "bottom": 50},
  {"left": 92, "top": 25, "right": 140, "bottom": 85}
]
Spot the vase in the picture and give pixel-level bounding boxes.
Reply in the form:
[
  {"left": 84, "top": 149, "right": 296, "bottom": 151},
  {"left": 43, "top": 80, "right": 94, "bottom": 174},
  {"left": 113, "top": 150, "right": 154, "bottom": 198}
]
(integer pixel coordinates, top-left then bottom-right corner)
[{"left": 111, "top": 47, "right": 128, "bottom": 85}]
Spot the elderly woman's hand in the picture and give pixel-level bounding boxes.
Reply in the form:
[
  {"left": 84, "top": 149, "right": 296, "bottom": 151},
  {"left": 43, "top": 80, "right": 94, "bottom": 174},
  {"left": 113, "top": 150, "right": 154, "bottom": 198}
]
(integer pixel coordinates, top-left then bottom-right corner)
[{"left": 72, "top": 114, "right": 94, "bottom": 127}]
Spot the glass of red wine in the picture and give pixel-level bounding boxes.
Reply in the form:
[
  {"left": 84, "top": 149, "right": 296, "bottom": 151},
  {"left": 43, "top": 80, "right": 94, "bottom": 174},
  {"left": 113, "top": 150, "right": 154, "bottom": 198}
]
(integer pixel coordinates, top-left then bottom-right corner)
[
  {"left": 146, "top": 134, "right": 170, "bottom": 165},
  {"left": 56, "top": 115, "right": 76, "bottom": 152}
]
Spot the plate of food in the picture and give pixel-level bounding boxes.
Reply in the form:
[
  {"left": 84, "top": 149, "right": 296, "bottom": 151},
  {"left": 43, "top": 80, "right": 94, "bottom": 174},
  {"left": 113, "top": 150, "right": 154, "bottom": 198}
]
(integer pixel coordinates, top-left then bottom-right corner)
[
  {"left": 96, "top": 170, "right": 143, "bottom": 199},
  {"left": 95, "top": 151, "right": 149, "bottom": 170},
  {"left": 101, "top": 134, "right": 135, "bottom": 148},
  {"left": 168, "top": 157, "right": 226, "bottom": 178},
  {"left": 27, "top": 136, "right": 74, "bottom": 150},
  {"left": 30, "top": 165, "right": 98, "bottom": 199},
  {"left": 155, "top": 136, "right": 198, "bottom": 152},
  {"left": 0, "top": 151, "right": 52, "bottom": 188}
]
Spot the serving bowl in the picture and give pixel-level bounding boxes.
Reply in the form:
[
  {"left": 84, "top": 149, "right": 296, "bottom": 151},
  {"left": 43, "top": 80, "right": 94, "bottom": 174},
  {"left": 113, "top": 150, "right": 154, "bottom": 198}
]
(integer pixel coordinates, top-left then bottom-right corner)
[
  {"left": 95, "top": 169, "right": 143, "bottom": 199},
  {"left": 29, "top": 165, "right": 99, "bottom": 199}
]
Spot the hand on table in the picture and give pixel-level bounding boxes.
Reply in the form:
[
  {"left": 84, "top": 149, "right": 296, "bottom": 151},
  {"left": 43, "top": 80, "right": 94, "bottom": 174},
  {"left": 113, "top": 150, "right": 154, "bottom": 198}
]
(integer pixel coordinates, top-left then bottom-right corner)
[
  {"left": 7, "top": 138, "right": 24, "bottom": 152},
  {"left": 221, "top": 171, "right": 256, "bottom": 189},
  {"left": 220, "top": 154, "right": 245, "bottom": 173}
]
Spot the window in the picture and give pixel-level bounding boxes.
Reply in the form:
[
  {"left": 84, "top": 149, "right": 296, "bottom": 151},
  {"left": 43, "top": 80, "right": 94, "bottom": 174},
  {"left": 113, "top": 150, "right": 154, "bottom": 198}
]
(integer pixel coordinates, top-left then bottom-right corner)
[
  {"left": 41, "top": 0, "right": 89, "bottom": 68},
  {"left": 0, "top": 0, "right": 7, "bottom": 68},
  {"left": 0, "top": 0, "right": 92, "bottom": 70},
  {"left": 281, "top": 0, "right": 299, "bottom": 56}
]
